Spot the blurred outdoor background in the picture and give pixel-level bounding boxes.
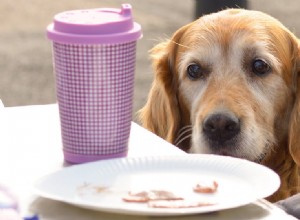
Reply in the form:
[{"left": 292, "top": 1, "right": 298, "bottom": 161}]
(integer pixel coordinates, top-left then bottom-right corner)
[{"left": 1, "top": 0, "right": 300, "bottom": 121}]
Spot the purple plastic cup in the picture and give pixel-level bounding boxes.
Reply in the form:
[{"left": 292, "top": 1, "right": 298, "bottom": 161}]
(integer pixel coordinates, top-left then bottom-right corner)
[{"left": 47, "top": 4, "right": 142, "bottom": 164}]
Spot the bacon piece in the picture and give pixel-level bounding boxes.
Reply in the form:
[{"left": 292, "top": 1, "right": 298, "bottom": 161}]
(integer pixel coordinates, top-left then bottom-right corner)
[
  {"left": 148, "top": 200, "right": 215, "bottom": 208},
  {"left": 193, "top": 181, "right": 218, "bottom": 193},
  {"left": 122, "top": 190, "right": 183, "bottom": 203},
  {"left": 122, "top": 191, "right": 149, "bottom": 203}
]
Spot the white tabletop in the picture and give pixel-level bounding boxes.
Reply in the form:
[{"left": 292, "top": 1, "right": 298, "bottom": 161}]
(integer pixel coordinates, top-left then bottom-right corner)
[{"left": 0, "top": 104, "right": 296, "bottom": 219}]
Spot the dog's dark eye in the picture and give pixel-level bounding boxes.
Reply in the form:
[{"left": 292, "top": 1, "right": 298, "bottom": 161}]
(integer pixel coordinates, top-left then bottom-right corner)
[
  {"left": 187, "top": 63, "right": 204, "bottom": 80},
  {"left": 252, "top": 59, "right": 270, "bottom": 76}
]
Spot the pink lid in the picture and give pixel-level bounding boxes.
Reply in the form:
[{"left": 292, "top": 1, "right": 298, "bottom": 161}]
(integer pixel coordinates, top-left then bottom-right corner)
[{"left": 47, "top": 4, "right": 142, "bottom": 44}]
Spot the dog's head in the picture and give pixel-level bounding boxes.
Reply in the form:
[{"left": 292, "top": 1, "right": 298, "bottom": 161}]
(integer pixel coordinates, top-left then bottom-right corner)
[{"left": 140, "top": 9, "right": 300, "bottom": 164}]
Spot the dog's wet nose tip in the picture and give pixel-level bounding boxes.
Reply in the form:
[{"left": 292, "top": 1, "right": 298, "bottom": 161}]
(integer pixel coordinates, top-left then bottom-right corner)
[{"left": 203, "top": 113, "right": 240, "bottom": 143}]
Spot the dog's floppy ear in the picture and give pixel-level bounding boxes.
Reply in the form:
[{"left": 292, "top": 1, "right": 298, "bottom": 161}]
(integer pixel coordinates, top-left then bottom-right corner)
[
  {"left": 138, "top": 24, "right": 190, "bottom": 143},
  {"left": 289, "top": 38, "right": 300, "bottom": 165}
]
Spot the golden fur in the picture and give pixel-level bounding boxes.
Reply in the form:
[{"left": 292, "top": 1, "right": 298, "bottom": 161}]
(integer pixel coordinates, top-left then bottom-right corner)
[{"left": 139, "top": 9, "right": 300, "bottom": 202}]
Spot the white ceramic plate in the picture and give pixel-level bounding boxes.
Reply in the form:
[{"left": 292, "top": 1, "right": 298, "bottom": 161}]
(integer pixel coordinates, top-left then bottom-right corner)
[{"left": 34, "top": 155, "right": 280, "bottom": 216}]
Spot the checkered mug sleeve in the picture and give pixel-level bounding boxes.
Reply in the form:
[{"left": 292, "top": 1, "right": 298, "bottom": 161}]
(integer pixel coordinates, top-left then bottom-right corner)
[{"left": 53, "top": 41, "right": 136, "bottom": 163}]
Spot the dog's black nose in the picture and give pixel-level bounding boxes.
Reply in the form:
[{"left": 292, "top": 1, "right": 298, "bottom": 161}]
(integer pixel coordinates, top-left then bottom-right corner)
[{"left": 203, "top": 113, "right": 240, "bottom": 144}]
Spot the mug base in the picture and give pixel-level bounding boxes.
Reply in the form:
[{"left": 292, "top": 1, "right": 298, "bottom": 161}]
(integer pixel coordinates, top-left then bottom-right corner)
[{"left": 63, "top": 150, "right": 128, "bottom": 164}]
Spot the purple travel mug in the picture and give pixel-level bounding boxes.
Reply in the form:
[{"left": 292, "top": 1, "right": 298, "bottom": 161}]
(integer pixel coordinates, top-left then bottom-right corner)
[{"left": 47, "top": 4, "right": 142, "bottom": 164}]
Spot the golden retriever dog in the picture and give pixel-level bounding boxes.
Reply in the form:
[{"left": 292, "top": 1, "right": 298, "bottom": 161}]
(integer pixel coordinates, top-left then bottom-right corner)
[{"left": 139, "top": 9, "right": 300, "bottom": 202}]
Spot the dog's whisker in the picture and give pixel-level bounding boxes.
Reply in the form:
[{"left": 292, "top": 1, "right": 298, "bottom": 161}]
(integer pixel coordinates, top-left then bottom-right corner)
[
  {"left": 174, "top": 126, "right": 192, "bottom": 144},
  {"left": 175, "top": 134, "right": 192, "bottom": 147},
  {"left": 170, "top": 40, "right": 191, "bottom": 49},
  {"left": 174, "top": 126, "right": 193, "bottom": 147}
]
